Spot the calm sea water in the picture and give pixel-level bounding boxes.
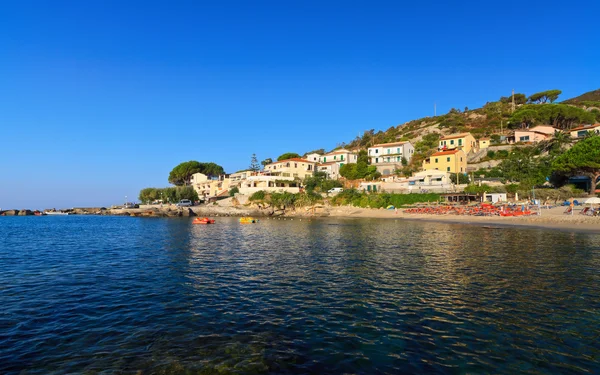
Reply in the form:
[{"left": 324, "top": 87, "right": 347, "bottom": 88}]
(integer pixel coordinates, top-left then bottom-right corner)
[{"left": 1, "top": 216, "right": 599, "bottom": 374}]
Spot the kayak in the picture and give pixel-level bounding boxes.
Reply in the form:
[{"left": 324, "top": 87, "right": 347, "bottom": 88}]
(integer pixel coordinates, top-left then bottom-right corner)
[
  {"left": 239, "top": 217, "right": 258, "bottom": 224},
  {"left": 193, "top": 217, "right": 215, "bottom": 224}
]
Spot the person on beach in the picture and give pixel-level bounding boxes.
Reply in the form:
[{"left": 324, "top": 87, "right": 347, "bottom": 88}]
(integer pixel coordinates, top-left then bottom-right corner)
[{"left": 569, "top": 198, "right": 574, "bottom": 215}]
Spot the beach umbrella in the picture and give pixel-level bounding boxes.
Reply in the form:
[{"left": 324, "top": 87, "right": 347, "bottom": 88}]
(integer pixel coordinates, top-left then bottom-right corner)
[{"left": 584, "top": 197, "right": 600, "bottom": 205}]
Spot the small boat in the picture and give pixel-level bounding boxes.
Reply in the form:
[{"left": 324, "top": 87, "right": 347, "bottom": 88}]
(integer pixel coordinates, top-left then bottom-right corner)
[
  {"left": 239, "top": 217, "right": 258, "bottom": 224},
  {"left": 193, "top": 217, "right": 215, "bottom": 224},
  {"left": 45, "top": 211, "right": 71, "bottom": 215},
  {"left": 34, "top": 211, "right": 44, "bottom": 216}
]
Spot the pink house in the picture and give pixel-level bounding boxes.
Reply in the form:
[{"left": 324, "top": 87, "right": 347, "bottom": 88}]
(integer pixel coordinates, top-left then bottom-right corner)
[{"left": 514, "top": 125, "right": 558, "bottom": 143}]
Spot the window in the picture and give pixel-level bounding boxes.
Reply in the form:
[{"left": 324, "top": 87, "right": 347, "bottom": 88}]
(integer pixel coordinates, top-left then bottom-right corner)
[
  {"left": 577, "top": 131, "right": 587, "bottom": 138},
  {"left": 397, "top": 147, "right": 400, "bottom": 153},
  {"left": 447, "top": 167, "right": 450, "bottom": 172},
  {"left": 519, "top": 136, "right": 530, "bottom": 141},
  {"left": 447, "top": 157, "right": 450, "bottom": 162},
  {"left": 375, "top": 158, "right": 379, "bottom": 163},
  {"left": 340, "top": 163, "right": 344, "bottom": 166},
  {"left": 294, "top": 163, "right": 297, "bottom": 168},
  {"left": 286, "top": 163, "right": 290, "bottom": 167},
  {"left": 387, "top": 149, "right": 391, "bottom": 154},
  {"left": 334, "top": 155, "right": 336, "bottom": 160},
  {"left": 323, "top": 157, "right": 326, "bottom": 162},
  {"left": 460, "top": 157, "right": 463, "bottom": 161},
  {"left": 435, "top": 158, "right": 438, "bottom": 163},
  {"left": 450, "top": 140, "right": 454, "bottom": 145},
  {"left": 375, "top": 149, "right": 379, "bottom": 153},
  {"left": 340, "top": 155, "right": 344, "bottom": 160},
  {"left": 458, "top": 139, "right": 463, "bottom": 145},
  {"left": 386, "top": 157, "right": 390, "bottom": 162}
]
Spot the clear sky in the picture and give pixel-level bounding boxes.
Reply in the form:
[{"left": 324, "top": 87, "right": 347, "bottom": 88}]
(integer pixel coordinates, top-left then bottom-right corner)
[{"left": 1, "top": 0, "right": 598, "bottom": 209}]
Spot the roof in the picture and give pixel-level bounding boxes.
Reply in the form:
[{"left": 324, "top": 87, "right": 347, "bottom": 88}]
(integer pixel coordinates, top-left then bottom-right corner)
[
  {"left": 440, "top": 133, "right": 472, "bottom": 140},
  {"left": 479, "top": 138, "right": 490, "bottom": 141},
  {"left": 570, "top": 123, "right": 600, "bottom": 132},
  {"left": 431, "top": 149, "right": 462, "bottom": 156},
  {"left": 268, "top": 158, "right": 313, "bottom": 165},
  {"left": 371, "top": 141, "right": 408, "bottom": 148},
  {"left": 324, "top": 150, "right": 355, "bottom": 156}
]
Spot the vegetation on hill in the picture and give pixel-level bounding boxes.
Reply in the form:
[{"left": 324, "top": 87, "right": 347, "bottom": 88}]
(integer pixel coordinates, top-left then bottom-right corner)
[
  {"left": 168, "top": 161, "right": 224, "bottom": 186},
  {"left": 563, "top": 89, "right": 600, "bottom": 105},
  {"left": 139, "top": 186, "right": 198, "bottom": 204}
]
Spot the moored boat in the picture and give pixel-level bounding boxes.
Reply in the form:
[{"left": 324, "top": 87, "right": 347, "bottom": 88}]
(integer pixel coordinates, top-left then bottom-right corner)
[
  {"left": 193, "top": 217, "right": 215, "bottom": 224},
  {"left": 239, "top": 217, "right": 258, "bottom": 224},
  {"left": 45, "top": 212, "right": 71, "bottom": 215}
]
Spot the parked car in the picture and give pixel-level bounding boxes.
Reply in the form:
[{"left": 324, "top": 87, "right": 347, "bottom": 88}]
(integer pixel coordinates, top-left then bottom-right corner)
[
  {"left": 177, "top": 199, "right": 193, "bottom": 207},
  {"left": 328, "top": 187, "right": 344, "bottom": 194},
  {"left": 123, "top": 202, "right": 139, "bottom": 209}
]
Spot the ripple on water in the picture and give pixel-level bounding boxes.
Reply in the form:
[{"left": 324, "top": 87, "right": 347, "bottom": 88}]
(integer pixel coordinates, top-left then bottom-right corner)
[{"left": 0, "top": 216, "right": 599, "bottom": 374}]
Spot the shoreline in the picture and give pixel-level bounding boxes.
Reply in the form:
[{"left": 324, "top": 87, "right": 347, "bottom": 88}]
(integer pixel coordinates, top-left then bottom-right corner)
[{"left": 2, "top": 204, "right": 599, "bottom": 233}]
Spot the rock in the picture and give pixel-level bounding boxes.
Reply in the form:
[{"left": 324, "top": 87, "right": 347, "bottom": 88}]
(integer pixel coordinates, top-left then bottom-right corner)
[
  {"left": 181, "top": 208, "right": 195, "bottom": 217},
  {"left": 3, "top": 210, "right": 19, "bottom": 216},
  {"left": 18, "top": 210, "right": 33, "bottom": 216}
]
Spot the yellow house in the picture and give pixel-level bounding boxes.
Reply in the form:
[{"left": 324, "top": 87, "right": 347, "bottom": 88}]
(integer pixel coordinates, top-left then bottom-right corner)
[
  {"left": 439, "top": 133, "right": 477, "bottom": 154},
  {"left": 263, "top": 158, "right": 316, "bottom": 179},
  {"left": 422, "top": 149, "right": 467, "bottom": 174},
  {"left": 478, "top": 138, "right": 490, "bottom": 149}
]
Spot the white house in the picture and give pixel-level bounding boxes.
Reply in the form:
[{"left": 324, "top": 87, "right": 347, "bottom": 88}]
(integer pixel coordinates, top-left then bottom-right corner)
[
  {"left": 368, "top": 141, "right": 414, "bottom": 164},
  {"left": 318, "top": 149, "right": 358, "bottom": 164},
  {"left": 304, "top": 152, "right": 322, "bottom": 163}
]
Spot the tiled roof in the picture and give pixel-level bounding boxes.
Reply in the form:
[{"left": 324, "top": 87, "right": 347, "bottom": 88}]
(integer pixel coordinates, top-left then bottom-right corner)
[
  {"left": 269, "top": 158, "right": 313, "bottom": 165},
  {"left": 431, "top": 150, "right": 461, "bottom": 156},
  {"left": 440, "top": 133, "right": 472, "bottom": 140},
  {"left": 570, "top": 123, "right": 600, "bottom": 132},
  {"left": 371, "top": 141, "right": 408, "bottom": 148}
]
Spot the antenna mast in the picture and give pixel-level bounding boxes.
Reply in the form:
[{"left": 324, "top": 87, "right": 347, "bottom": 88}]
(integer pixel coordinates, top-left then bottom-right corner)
[{"left": 511, "top": 89, "right": 516, "bottom": 113}]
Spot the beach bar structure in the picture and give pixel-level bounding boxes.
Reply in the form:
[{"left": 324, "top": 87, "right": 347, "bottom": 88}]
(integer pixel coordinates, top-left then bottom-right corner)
[{"left": 441, "top": 193, "right": 478, "bottom": 203}]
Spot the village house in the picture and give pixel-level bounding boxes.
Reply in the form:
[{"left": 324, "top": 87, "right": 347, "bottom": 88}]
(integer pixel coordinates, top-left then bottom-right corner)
[
  {"left": 422, "top": 149, "right": 467, "bottom": 174},
  {"left": 367, "top": 141, "right": 414, "bottom": 176},
  {"left": 263, "top": 158, "right": 316, "bottom": 179},
  {"left": 359, "top": 170, "right": 456, "bottom": 194},
  {"left": 478, "top": 138, "right": 490, "bottom": 149},
  {"left": 514, "top": 125, "right": 558, "bottom": 143},
  {"left": 304, "top": 152, "right": 322, "bottom": 163},
  {"left": 368, "top": 141, "right": 414, "bottom": 164},
  {"left": 439, "top": 133, "right": 477, "bottom": 154},
  {"left": 316, "top": 149, "right": 358, "bottom": 179},
  {"left": 238, "top": 175, "right": 302, "bottom": 195},
  {"left": 569, "top": 123, "right": 600, "bottom": 139}
]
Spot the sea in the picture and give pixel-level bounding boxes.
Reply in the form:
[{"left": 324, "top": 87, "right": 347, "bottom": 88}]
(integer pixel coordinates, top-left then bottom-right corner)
[{"left": 1, "top": 216, "right": 599, "bottom": 374}]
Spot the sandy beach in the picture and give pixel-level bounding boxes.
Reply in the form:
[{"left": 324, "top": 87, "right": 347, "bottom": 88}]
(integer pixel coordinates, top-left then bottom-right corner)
[{"left": 324, "top": 205, "right": 600, "bottom": 232}]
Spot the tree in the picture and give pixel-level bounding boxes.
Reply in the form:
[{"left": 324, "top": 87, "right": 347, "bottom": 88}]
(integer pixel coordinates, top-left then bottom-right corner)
[
  {"left": 509, "top": 109, "right": 537, "bottom": 128},
  {"left": 277, "top": 152, "right": 301, "bottom": 161},
  {"left": 500, "top": 93, "right": 527, "bottom": 105},
  {"left": 528, "top": 89, "right": 562, "bottom": 104},
  {"left": 261, "top": 158, "right": 273, "bottom": 167},
  {"left": 552, "top": 135, "right": 600, "bottom": 194},
  {"left": 249, "top": 154, "right": 260, "bottom": 172},
  {"left": 168, "top": 161, "right": 225, "bottom": 186}
]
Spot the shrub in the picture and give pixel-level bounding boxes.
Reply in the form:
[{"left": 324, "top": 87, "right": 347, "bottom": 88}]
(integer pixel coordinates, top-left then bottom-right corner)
[
  {"left": 487, "top": 150, "right": 496, "bottom": 159},
  {"left": 249, "top": 190, "right": 266, "bottom": 201},
  {"left": 229, "top": 187, "right": 239, "bottom": 197}
]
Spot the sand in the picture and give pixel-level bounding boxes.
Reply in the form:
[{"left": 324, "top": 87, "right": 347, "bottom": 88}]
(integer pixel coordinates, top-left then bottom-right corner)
[{"left": 324, "top": 205, "right": 600, "bottom": 233}]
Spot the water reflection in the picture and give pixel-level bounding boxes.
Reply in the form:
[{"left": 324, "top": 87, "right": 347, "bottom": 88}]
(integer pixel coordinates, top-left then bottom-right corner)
[{"left": 0, "top": 216, "right": 599, "bottom": 374}]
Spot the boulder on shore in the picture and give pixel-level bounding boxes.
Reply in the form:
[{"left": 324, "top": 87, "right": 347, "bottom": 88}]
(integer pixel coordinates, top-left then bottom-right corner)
[
  {"left": 3, "top": 210, "right": 20, "bottom": 216},
  {"left": 18, "top": 210, "right": 33, "bottom": 216}
]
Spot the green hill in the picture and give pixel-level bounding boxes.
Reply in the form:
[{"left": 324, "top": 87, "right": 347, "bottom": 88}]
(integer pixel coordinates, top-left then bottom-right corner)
[{"left": 562, "top": 88, "right": 600, "bottom": 108}]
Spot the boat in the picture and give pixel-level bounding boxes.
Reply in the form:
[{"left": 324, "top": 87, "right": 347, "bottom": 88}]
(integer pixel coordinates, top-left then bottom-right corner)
[
  {"left": 33, "top": 211, "right": 44, "bottom": 216},
  {"left": 239, "top": 217, "right": 258, "bottom": 224},
  {"left": 193, "top": 217, "right": 215, "bottom": 224},
  {"left": 45, "top": 211, "right": 71, "bottom": 216}
]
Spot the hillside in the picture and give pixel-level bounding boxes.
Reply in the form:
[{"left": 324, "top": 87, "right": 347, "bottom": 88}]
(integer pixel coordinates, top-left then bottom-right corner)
[
  {"left": 563, "top": 89, "right": 600, "bottom": 105},
  {"left": 331, "top": 89, "right": 598, "bottom": 166}
]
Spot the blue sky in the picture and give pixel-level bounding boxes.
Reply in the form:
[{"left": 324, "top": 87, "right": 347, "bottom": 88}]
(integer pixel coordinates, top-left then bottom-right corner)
[{"left": 1, "top": 0, "right": 598, "bottom": 209}]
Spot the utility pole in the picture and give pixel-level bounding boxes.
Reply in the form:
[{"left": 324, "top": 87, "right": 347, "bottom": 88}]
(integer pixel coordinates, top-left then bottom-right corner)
[
  {"left": 434, "top": 102, "right": 436, "bottom": 117},
  {"left": 511, "top": 89, "right": 516, "bottom": 113}
]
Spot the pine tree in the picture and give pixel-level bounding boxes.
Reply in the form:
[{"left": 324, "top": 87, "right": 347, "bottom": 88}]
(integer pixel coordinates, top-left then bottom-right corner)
[{"left": 249, "top": 153, "right": 260, "bottom": 172}]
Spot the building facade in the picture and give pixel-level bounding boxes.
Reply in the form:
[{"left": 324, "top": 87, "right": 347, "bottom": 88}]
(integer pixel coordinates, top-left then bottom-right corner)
[
  {"left": 439, "top": 133, "right": 477, "bottom": 154},
  {"left": 263, "top": 158, "right": 316, "bottom": 179},
  {"left": 422, "top": 149, "right": 467, "bottom": 174},
  {"left": 367, "top": 141, "right": 414, "bottom": 164},
  {"left": 570, "top": 124, "right": 600, "bottom": 138}
]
